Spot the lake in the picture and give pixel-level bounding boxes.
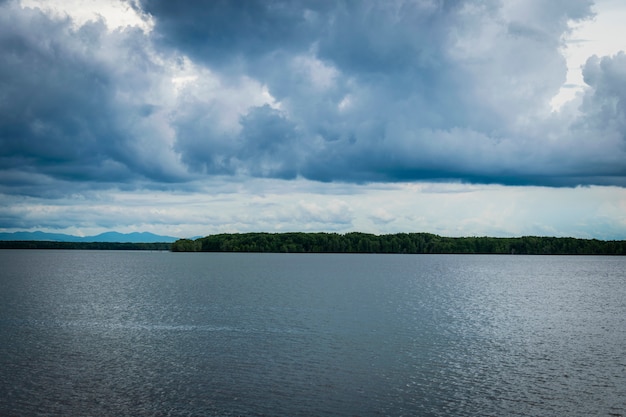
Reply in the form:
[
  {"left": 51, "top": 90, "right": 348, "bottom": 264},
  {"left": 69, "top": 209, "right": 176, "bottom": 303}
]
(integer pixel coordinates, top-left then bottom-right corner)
[{"left": 1, "top": 250, "right": 625, "bottom": 416}]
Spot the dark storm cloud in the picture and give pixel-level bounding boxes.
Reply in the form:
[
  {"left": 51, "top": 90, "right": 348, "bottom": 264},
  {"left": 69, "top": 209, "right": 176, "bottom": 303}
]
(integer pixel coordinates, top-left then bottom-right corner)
[
  {"left": 173, "top": 104, "right": 300, "bottom": 179},
  {"left": 236, "top": 105, "right": 300, "bottom": 178},
  {"left": 136, "top": 0, "right": 325, "bottom": 66},
  {"left": 2, "top": 0, "right": 625, "bottom": 198},
  {"left": 136, "top": 0, "right": 625, "bottom": 187},
  {"left": 139, "top": 0, "right": 462, "bottom": 99},
  {"left": 0, "top": 2, "right": 186, "bottom": 196}
]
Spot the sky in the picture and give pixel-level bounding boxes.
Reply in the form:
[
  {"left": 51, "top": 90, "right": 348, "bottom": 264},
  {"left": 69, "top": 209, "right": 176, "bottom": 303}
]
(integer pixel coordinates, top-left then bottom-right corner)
[{"left": 1, "top": 0, "right": 626, "bottom": 240}]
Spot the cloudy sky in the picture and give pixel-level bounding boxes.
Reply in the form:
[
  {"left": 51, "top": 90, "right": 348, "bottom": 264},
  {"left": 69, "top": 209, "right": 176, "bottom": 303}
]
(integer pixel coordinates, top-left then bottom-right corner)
[{"left": 1, "top": 0, "right": 625, "bottom": 239}]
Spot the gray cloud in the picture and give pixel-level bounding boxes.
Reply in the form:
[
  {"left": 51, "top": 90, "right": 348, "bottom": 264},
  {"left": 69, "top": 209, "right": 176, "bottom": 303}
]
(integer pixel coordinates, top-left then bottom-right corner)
[
  {"left": 135, "top": 0, "right": 327, "bottom": 68},
  {"left": 173, "top": 104, "right": 301, "bottom": 178},
  {"left": 141, "top": 0, "right": 624, "bottom": 186},
  {"left": 1, "top": 0, "right": 625, "bottom": 200},
  {"left": 581, "top": 52, "right": 626, "bottom": 134},
  {"left": 0, "top": 2, "right": 187, "bottom": 196}
]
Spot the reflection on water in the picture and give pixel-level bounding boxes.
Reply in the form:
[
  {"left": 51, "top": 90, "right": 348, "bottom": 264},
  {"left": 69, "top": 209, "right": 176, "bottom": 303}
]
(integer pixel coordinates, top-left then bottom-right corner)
[{"left": 1, "top": 251, "right": 625, "bottom": 416}]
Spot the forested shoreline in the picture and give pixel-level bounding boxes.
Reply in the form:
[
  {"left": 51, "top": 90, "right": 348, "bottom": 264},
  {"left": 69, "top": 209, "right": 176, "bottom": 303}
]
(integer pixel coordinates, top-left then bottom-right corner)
[
  {"left": 172, "top": 232, "right": 626, "bottom": 255},
  {"left": 0, "top": 241, "right": 171, "bottom": 251},
  {"left": 1, "top": 233, "right": 624, "bottom": 254}
]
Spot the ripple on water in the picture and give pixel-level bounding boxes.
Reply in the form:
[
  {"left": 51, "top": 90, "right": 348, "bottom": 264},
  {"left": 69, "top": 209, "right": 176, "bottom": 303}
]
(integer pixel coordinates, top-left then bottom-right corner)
[{"left": 1, "top": 252, "right": 625, "bottom": 416}]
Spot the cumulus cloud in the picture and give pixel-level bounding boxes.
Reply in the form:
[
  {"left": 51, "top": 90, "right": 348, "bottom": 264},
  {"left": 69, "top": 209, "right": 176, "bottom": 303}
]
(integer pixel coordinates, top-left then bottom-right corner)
[
  {"left": 296, "top": 199, "right": 354, "bottom": 226},
  {"left": 0, "top": 1, "right": 186, "bottom": 196},
  {"left": 136, "top": 0, "right": 624, "bottom": 186},
  {"left": 370, "top": 208, "right": 395, "bottom": 225},
  {"left": 1, "top": 0, "right": 625, "bottom": 201},
  {"left": 580, "top": 52, "right": 626, "bottom": 136}
]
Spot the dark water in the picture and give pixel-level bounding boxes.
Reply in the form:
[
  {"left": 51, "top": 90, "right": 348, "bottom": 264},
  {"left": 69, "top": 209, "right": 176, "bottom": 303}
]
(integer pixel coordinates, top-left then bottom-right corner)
[{"left": 1, "top": 251, "right": 625, "bottom": 416}]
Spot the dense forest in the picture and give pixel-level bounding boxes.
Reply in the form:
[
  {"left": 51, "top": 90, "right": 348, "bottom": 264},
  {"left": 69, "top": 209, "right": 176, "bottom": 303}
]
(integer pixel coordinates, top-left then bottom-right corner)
[
  {"left": 0, "top": 241, "right": 171, "bottom": 251},
  {"left": 171, "top": 232, "right": 626, "bottom": 255},
  {"left": 2, "top": 233, "right": 624, "bottom": 254}
]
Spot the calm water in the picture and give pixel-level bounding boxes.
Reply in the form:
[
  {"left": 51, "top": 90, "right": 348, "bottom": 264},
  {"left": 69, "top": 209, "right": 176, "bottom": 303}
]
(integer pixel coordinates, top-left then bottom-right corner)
[{"left": 1, "top": 251, "right": 625, "bottom": 416}]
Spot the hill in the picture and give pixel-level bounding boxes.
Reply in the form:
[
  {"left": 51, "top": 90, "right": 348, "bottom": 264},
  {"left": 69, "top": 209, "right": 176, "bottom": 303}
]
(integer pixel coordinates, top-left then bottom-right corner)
[{"left": 0, "top": 231, "right": 178, "bottom": 243}]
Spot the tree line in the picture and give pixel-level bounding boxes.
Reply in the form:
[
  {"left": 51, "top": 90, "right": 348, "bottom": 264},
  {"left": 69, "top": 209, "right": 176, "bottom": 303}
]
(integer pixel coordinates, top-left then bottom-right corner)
[
  {"left": 0, "top": 241, "right": 171, "bottom": 251},
  {"left": 171, "top": 232, "right": 626, "bottom": 255}
]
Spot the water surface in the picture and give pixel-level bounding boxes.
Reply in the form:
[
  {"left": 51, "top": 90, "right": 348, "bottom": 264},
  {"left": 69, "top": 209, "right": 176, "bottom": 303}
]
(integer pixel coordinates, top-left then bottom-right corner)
[{"left": 1, "top": 251, "right": 624, "bottom": 416}]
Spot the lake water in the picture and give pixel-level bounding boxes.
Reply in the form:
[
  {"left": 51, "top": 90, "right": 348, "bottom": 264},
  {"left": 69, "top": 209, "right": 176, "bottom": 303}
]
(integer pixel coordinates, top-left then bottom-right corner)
[{"left": 1, "top": 250, "right": 625, "bottom": 416}]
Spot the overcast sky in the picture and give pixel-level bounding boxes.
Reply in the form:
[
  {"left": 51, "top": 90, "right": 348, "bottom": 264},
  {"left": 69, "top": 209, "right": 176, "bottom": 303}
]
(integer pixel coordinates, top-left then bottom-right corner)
[{"left": 1, "top": 0, "right": 625, "bottom": 239}]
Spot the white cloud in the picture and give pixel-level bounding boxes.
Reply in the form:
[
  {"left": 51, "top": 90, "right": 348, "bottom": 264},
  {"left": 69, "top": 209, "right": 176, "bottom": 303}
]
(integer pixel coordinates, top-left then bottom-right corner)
[
  {"left": 291, "top": 54, "right": 339, "bottom": 91},
  {"left": 20, "top": 0, "right": 152, "bottom": 31},
  {"left": 552, "top": 0, "right": 626, "bottom": 109},
  {"left": 2, "top": 180, "right": 625, "bottom": 239},
  {"left": 369, "top": 208, "right": 395, "bottom": 225}
]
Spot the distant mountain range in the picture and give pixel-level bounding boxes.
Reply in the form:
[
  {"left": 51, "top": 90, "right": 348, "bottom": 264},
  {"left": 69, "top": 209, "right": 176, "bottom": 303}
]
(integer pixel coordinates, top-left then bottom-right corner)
[{"left": 0, "top": 231, "right": 178, "bottom": 243}]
